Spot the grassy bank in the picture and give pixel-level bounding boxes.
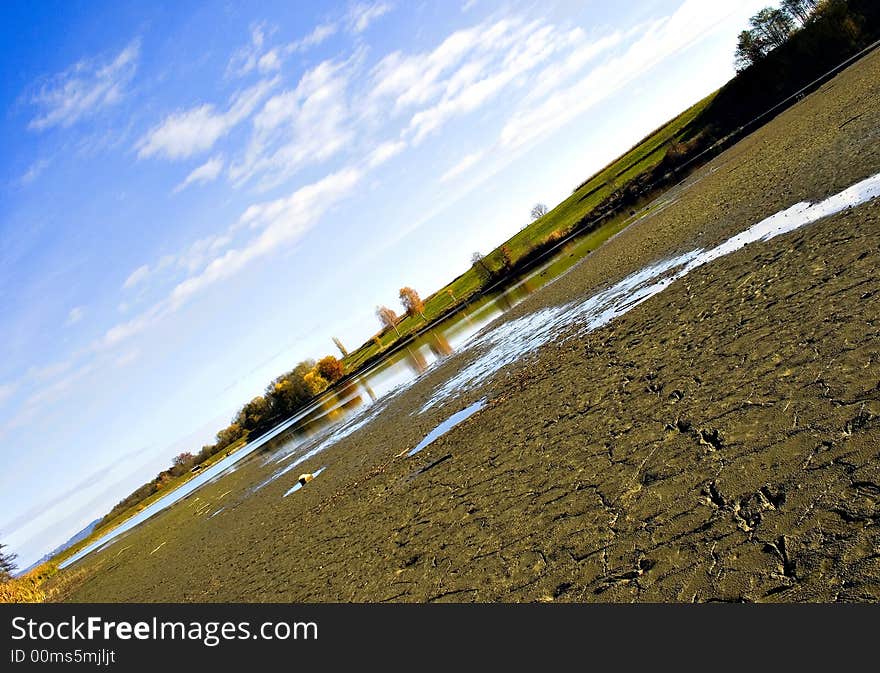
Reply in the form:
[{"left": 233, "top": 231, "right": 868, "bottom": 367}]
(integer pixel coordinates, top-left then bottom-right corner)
[{"left": 341, "top": 94, "right": 714, "bottom": 372}]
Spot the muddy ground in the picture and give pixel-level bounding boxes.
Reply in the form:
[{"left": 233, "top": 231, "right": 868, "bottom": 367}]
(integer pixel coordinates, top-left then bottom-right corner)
[{"left": 59, "top": 49, "right": 880, "bottom": 603}]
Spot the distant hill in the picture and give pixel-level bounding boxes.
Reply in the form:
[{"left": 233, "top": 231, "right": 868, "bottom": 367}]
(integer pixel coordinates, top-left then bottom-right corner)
[{"left": 19, "top": 518, "right": 101, "bottom": 575}]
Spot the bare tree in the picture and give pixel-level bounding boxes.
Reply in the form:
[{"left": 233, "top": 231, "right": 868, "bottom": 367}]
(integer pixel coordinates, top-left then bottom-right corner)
[
  {"left": 376, "top": 305, "right": 401, "bottom": 336},
  {"left": 399, "top": 286, "right": 426, "bottom": 320},
  {"left": 530, "top": 203, "right": 549, "bottom": 220}
]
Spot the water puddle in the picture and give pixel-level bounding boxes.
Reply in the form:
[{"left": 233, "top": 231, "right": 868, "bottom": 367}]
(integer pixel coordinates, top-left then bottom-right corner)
[
  {"left": 283, "top": 466, "right": 326, "bottom": 497},
  {"left": 422, "top": 171, "right": 880, "bottom": 410},
  {"left": 405, "top": 399, "right": 486, "bottom": 457}
]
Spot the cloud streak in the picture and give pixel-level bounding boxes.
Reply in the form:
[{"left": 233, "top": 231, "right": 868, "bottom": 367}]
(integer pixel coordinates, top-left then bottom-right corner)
[
  {"left": 174, "top": 156, "right": 225, "bottom": 192},
  {"left": 136, "top": 78, "right": 276, "bottom": 160},
  {"left": 99, "top": 166, "right": 363, "bottom": 350},
  {"left": 66, "top": 307, "right": 85, "bottom": 326},
  {"left": 347, "top": 2, "right": 393, "bottom": 33},
  {"left": 229, "top": 57, "right": 355, "bottom": 189},
  {"left": 29, "top": 40, "right": 140, "bottom": 131},
  {"left": 123, "top": 264, "right": 150, "bottom": 290}
]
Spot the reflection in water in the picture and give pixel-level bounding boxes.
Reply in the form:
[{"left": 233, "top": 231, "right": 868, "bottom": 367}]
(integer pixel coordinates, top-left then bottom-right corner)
[
  {"left": 360, "top": 379, "right": 377, "bottom": 403},
  {"left": 404, "top": 345, "right": 429, "bottom": 375},
  {"left": 405, "top": 399, "right": 487, "bottom": 457},
  {"left": 428, "top": 331, "right": 454, "bottom": 358}
]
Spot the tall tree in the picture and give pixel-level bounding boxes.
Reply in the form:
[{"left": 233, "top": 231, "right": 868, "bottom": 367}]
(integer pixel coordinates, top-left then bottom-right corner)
[
  {"left": 376, "top": 305, "right": 401, "bottom": 336},
  {"left": 0, "top": 543, "right": 17, "bottom": 582},
  {"left": 749, "top": 7, "right": 795, "bottom": 50},
  {"left": 399, "top": 286, "right": 426, "bottom": 320},
  {"left": 781, "top": 0, "right": 817, "bottom": 25},
  {"left": 471, "top": 252, "right": 491, "bottom": 280},
  {"left": 735, "top": 30, "right": 766, "bottom": 71}
]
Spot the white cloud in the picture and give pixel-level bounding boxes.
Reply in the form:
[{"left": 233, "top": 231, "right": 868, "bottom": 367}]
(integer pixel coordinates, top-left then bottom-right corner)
[
  {"left": 367, "top": 139, "right": 406, "bottom": 167},
  {"left": 526, "top": 29, "right": 626, "bottom": 100},
  {"left": 227, "top": 23, "right": 274, "bottom": 77},
  {"left": 500, "top": 1, "right": 748, "bottom": 150},
  {"left": 229, "top": 21, "right": 338, "bottom": 79},
  {"left": 439, "top": 150, "right": 483, "bottom": 183},
  {"left": 99, "top": 167, "right": 362, "bottom": 349},
  {"left": 136, "top": 78, "right": 276, "bottom": 160},
  {"left": 406, "top": 22, "right": 559, "bottom": 143},
  {"left": 367, "top": 16, "right": 567, "bottom": 144},
  {"left": 289, "top": 23, "right": 338, "bottom": 53},
  {"left": 28, "top": 40, "right": 140, "bottom": 130},
  {"left": 257, "top": 50, "right": 282, "bottom": 73},
  {"left": 369, "top": 22, "right": 488, "bottom": 109},
  {"left": 66, "top": 306, "right": 85, "bottom": 326},
  {"left": 114, "top": 349, "right": 140, "bottom": 368},
  {"left": 368, "top": 17, "right": 565, "bottom": 144},
  {"left": 123, "top": 264, "right": 150, "bottom": 290},
  {"left": 174, "top": 155, "right": 224, "bottom": 193},
  {"left": 20, "top": 158, "right": 50, "bottom": 185},
  {"left": 229, "top": 58, "right": 353, "bottom": 189},
  {"left": 101, "top": 304, "right": 164, "bottom": 349},
  {"left": 18, "top": 363, "right": 95, "bottom": 416},
  {"left": 29, "top": 360, "right": 74, "bottom": 382},
  {"left": 347, "top": 2, "right": 393, "bottom": 33},
  {"left": 176, "top": 233, "right": 233, "bottom": 273}
]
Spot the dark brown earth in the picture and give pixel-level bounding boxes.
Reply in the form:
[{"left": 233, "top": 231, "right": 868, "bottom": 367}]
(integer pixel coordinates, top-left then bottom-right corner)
[{"left": 59, "top": 49, "right": 880, "bottom": 603}]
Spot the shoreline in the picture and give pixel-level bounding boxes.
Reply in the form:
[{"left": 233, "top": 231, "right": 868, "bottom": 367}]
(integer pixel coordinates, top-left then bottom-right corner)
[{"left": 52, "top": 47, "right": 880, "bottom": 603}]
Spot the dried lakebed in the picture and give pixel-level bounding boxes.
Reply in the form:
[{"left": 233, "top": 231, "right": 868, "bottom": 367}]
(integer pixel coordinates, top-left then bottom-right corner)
[{"left": 57, "top": 49, "right": 880, "bottom": 603}]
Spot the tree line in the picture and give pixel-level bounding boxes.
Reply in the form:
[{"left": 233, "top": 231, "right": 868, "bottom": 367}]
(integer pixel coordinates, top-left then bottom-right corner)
[
  {"left": 98, "top": 354, "right": 347, "bottom": 527},
  {"left": 736, "top": 1, "right": 820, "bottom": 70},
  {"left": 734, "top": 0, "right": 879, "bottom": 72}
]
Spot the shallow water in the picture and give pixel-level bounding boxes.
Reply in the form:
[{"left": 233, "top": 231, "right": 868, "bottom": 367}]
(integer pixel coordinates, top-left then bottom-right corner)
[
  {"left": 60, "top": 170, "right": 880, "bottom": 570},
  {"left": 407, "top": 399, "right": 487, "bottom": 457},
  {"left": 420, "top": 171, "right": 880, "bottom": 410},
  {"left": 58, "top": 210, "right": 605, "bottom": 567}
]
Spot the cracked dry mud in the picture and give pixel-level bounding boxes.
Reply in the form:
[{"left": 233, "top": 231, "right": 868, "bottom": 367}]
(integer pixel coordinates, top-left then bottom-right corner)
[{"left": 59, "top": 49, "right": 880, "bottom": 603}]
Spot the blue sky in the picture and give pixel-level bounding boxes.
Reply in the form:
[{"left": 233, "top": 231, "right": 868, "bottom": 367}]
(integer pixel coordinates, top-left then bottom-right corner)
[{"left": 0, "top": 0, "right": 767, "bottom": 567}]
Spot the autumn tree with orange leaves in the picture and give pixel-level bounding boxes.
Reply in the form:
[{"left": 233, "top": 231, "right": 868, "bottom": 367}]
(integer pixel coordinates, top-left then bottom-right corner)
[
  {"left": 316, "top": 355, "right": 345, "bottom": 382},
  {"left": 399, "top": 286, "right": 426, "bottom": 320}
]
